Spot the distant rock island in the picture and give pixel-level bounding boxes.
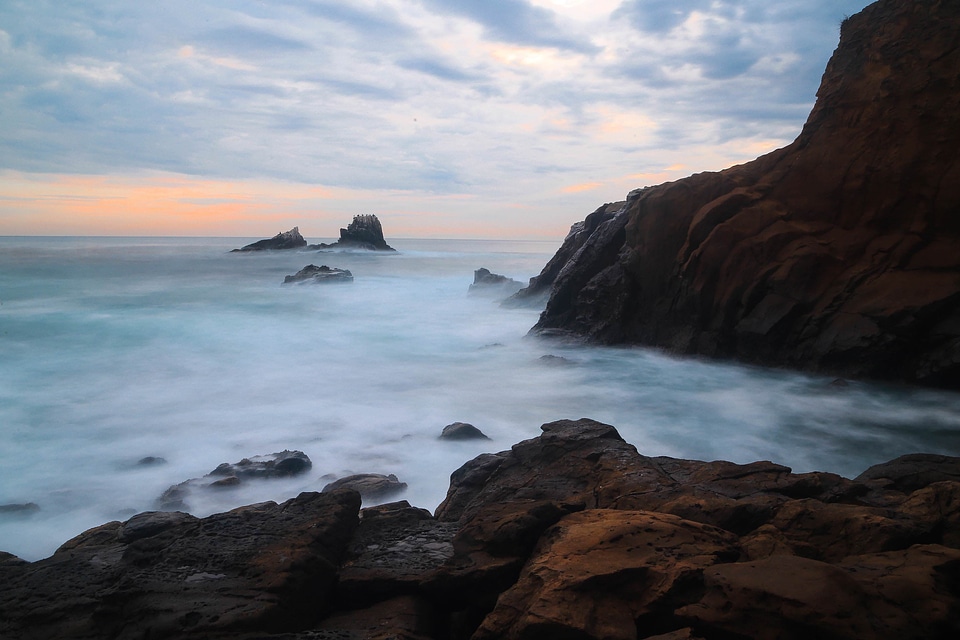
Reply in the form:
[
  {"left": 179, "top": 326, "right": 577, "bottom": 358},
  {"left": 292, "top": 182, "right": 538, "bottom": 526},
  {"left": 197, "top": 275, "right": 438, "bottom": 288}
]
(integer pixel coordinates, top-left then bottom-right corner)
[
  {"left": 522, "top": 0, "right": 960, "bottom": 390},
  {"left": 230, "top": 226, "right": 307, "bottom": 252},
  {"left": 309, "top": 214, "right": 396, "bottom": 251},
  {"left": 468, "top": 267, "right": 523, "bottom": 298}
]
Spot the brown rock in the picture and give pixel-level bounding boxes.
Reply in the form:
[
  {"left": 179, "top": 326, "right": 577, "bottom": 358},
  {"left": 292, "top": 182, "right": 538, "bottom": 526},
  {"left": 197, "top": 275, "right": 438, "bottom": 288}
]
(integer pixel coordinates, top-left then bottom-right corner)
[
  {"left": 473, "top": 510, "right": 740, "bottom": 640},
  {"left": 528, "top": 0, "right": 960, "bottom": 389}
]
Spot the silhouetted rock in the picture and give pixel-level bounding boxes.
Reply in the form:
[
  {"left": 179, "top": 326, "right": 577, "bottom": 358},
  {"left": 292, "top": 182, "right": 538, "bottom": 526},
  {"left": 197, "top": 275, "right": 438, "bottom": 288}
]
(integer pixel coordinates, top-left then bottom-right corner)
[
  {"left": 530, "top": 0, "right": 960, "bottom": 389},
  {"left": 439, "top": 422, "right": 490, "bottom": 440},
  {"left": 231, "top": 227, "right": 307, "bottom": 252},
  {"left": 283, "top": 264, "right": 354, "bottom": 284},
  {"left": 468, "top": 268, "right": 523, "bottom": 298},
  {"left": 0, "top": 503, "right": 39, "bottom": 517},
  {"left": 310, "top": 215, "right": 396, "bottom": 251}
]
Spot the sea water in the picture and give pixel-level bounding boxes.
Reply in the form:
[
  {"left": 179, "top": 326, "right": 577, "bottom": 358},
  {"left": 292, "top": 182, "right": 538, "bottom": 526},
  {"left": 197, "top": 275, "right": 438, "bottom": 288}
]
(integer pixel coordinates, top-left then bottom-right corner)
[{"left": 1, "top": 236, "right": 959, "bottom": 561}]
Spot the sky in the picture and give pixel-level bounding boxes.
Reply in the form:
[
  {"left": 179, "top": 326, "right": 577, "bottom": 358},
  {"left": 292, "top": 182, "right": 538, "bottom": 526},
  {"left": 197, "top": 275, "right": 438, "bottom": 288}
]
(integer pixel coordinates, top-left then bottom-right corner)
[{"left": 0, "top": 0, "right": 872, "bottom": 239}]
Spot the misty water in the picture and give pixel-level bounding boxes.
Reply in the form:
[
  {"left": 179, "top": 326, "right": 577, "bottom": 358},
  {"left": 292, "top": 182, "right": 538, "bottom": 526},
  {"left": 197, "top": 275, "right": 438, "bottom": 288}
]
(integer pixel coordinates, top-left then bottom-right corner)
[{"left": 2, "top": 236, "right": 959, "bottom": 561}]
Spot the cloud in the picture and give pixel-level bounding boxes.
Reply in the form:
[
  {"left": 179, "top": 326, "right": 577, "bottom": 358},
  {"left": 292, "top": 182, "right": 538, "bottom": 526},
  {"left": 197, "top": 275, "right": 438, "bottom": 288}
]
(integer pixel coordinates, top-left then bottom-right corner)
[{"left": 0, "top": 0, "right": 875, "bottom": 237}]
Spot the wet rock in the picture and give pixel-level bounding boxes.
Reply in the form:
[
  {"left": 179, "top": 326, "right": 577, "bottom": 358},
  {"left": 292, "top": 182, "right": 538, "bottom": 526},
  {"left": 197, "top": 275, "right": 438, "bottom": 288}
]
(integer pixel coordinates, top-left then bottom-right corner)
[
  {"left": 209, "top": 450, "right": 312, "bottom": 479},
  {"left": 231, "top": 227, "right": 307, "bottom": 252},
  {"left": 137, "top": 456, "right": 167, "bottom": 466},
  {"left": 310, "top": 215, "right": 395, "bottom": 251},
  {"left": 322, "top": 473, "right": 407, "bottom": 502},
  {"left": 283, "top": 264, "right": 354, "bottom": 284},
  {"left": 468, "top": 268, "right": 523, "bottom": 298},
  {"left": 439, "top": 422, "right": 490, "bottom": 441}
]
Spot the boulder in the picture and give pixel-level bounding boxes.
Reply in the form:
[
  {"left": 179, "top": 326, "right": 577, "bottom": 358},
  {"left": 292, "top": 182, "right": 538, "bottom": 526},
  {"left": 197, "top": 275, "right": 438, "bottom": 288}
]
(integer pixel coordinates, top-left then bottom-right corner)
[
  {"left": 439, "top": 422, "right": 490, "bottom": 440},
  {"left": 310, "top": 215, "right": 396, "bottom": 251},
  {"left": 231, "top": 227, "right": 307, "bottom": 252},
  {"left": 322, "top": 473, "right": 408, "bottom": 501},
  {"left": 283, "top": 264, "right": 354, "bottom": 284},
  {"left": 468, "top": 268, "right": 523, "bottom": 298},
  {"left": 527, "top": 0, "right": 960, "bottom": 389}
]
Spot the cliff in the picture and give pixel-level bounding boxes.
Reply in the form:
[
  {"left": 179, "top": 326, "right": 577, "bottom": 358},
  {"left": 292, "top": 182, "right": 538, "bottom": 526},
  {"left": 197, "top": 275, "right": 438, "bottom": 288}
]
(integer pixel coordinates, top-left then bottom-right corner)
[
  {"left": 527, "top": 0, "right": 960, "bottom": 389},
  {"left": 2, "top": 419, "right": 959, "bottom": 639}
]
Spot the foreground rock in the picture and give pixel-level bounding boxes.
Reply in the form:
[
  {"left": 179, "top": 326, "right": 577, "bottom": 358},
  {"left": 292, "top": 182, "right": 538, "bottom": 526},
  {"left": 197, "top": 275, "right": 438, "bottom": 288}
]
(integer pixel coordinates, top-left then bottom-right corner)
[
  {"left": 468, "top": 268, "right": 523, "bottom": 298},
  {"left": 525, "top": 0, "right": 960, "bottom": 389},
  {"left": 3, "top": 418, "right": 958, "bottom": 639},
  {"left": 322, "top": 473, "right": 408, "bottom": 501},
  {"left": 283, "top": 264, "right": 354, "bottom": 284},
  {"left": 231, "top": 227, "right": 307, "bottom": 252},
  {"left": 310, "top": 214, "right": 396, "bottom": 251}
]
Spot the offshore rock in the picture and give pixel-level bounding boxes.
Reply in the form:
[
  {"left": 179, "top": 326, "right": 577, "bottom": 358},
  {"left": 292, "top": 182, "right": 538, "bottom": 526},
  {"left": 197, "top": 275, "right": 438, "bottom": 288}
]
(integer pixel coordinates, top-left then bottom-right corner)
[
  {"left": 439, "top": 422, "right": 490, "bottom": 440},
  {"left": 1, "top": 418, "right": 959, "bottom": 639},
  {"left": 231, "top": 227, "right": 307, "bottom": 252},
  {"left": 283, "top": 264, "right": 354, "bottom": 284},
  {"left": 310, "top": 214, "right": 396, "bottom": 251},
  {"left": 530, "top": 0, "right": 960, "bottom": 389},
  {"left": 468, "top": 268, "right": 523, "bottom": 298}
]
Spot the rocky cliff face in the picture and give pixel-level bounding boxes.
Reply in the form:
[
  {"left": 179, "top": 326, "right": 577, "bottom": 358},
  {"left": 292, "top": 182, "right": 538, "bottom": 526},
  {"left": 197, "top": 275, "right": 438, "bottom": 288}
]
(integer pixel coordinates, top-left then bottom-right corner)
[{"left": 528, "top": 0, "right": 960, "bottom": 389}]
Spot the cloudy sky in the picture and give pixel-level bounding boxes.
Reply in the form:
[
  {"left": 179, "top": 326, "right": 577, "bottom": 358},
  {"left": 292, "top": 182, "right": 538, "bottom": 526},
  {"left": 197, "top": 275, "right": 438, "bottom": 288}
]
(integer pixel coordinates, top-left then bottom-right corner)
[{"left": 0, "top": 0, "right": 871, "bottom": 239}]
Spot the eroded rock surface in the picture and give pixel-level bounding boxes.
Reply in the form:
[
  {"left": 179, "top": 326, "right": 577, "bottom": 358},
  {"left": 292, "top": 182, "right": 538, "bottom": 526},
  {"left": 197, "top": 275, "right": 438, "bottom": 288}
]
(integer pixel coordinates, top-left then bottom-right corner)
[
  {"left": 526, "top": 0, "right": 960, "bottom": 389},
  {"left": 311, "top": 215, "right": 395, "bottom": 251}
]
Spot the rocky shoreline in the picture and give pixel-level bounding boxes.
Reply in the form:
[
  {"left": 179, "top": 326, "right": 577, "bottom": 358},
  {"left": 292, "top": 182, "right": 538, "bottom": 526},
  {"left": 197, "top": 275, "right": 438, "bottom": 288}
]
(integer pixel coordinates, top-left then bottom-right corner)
[{"left": 2, "top": 418, "right": 958, "bottom": 639}]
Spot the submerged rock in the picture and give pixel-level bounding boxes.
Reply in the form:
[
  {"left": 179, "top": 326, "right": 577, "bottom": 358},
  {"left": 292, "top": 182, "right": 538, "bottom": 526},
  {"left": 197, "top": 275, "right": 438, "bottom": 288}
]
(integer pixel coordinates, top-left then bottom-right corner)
[
  {"left": 527, "top": 0, "right": 960, "bottom": 389},
  {"left": 0, "top": 503, "right": 39, "bottom": 517},
  {"left": 310, "top": 214, "right": 396, "bottom": 251},
  {"left": 282, "top": 264, "right": 354, "bottom": 284},
  {"left": 231, "top": 226, "right": 307, "bottom": 252},
  {"left": 468, "top": 268, "right": 523, "bottom": 298}
]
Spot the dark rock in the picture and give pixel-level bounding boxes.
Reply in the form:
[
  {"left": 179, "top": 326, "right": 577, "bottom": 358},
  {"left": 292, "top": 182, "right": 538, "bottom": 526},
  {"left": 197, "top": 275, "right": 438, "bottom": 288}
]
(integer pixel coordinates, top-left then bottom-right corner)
[
  {"left": 309, "top": 215, "right": 395, "bottom": 251},
  {"left": 528, "top": 0, "right": 960, "bottom": 389},
  {"left": 283, "top": 264, "right": 354, "bottom": 284},
  {"left": 137, "top": 456, "right": 167, "bottom": 466},
  {"left": 854, "top": 453, "right": 960, "bottom": 493},
  {"left": 538, "top": 354, "right": 573, "bottom": 366},
  {"left": 322, "top": 473, "right": 408, "bottom": 501},
  {"left": 439, "top": 422, "right": 490, "bottom": 441},
  {"left": 468, "top": 268, "right": 523, "bottom": 298},
  {"left": 231, "top": 227, "right": 307, "bottom": 252},
  {"left": 0, "top": 491, "right": 361, "bottom": 639},
  {"left": 208, "top": 450, "right": 313, "bottom": 479}
]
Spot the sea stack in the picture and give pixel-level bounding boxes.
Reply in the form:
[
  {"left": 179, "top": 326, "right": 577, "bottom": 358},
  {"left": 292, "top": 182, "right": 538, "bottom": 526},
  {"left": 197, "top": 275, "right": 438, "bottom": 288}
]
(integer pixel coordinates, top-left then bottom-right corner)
[
  {"left": 525, "top": 0, "right": 960, "bottom": 390},
  {"left": 312, "top": 214, "right": 396, "bottom": 251},
  {"left": 231, "top": 227, "right": 307, "bottom": 252}
]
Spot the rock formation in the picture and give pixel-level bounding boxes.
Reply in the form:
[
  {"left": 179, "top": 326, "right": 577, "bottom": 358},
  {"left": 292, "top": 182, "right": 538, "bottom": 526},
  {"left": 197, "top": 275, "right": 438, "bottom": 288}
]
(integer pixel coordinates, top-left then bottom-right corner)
[
  {"left": 525, "top": 0, "right": 960, "bottom": 389},
  {"left": 310, "top": 214, "right": 396, "bottom": 251},
  {"left": 468, "top": 268, "right": 523, "bottom": 298},
  {"left": 231, "top": 227, "right": 307, "bottom": 252},
  {"left": 2, "top": 418, "right": 959, "bottom": 639},
  {"left": 283, "top": 264, "right": 354, "bottom": 284},
  {"left": 439, "top": 422, "right": 490, "bottom": 440}
]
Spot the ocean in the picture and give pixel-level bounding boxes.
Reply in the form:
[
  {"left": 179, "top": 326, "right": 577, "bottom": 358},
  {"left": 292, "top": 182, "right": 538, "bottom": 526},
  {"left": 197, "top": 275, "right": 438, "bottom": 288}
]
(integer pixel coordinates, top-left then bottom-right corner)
[{"left": 1, "top": 236, "right": 959, "bottom": 561}]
